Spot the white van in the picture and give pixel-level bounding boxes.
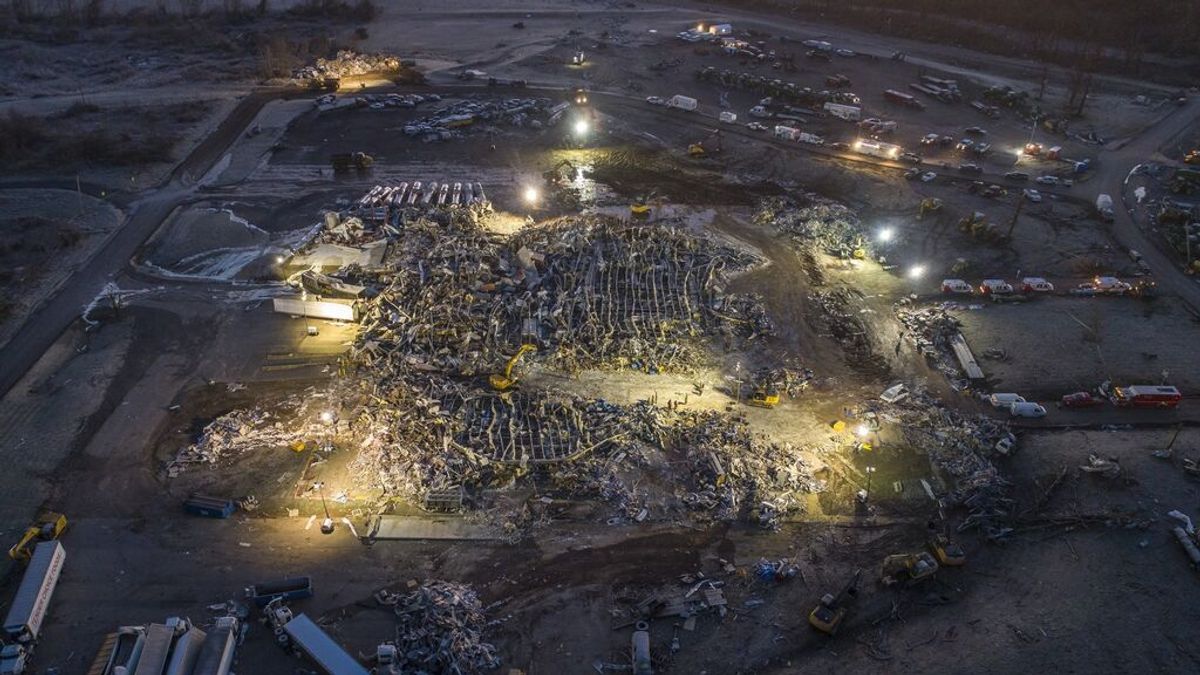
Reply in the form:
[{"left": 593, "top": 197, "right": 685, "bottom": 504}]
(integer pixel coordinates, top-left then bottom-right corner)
[
  {"left": 941, "top": 279, "right": 973, "bottom": 294},
  {"left": 1020, "top": 277, "right": 1054, "bottom": 293},
  {"left": 989, "top": 393, "right": 1025, "bottom": 408},
  {"left": 1010, "top": 402, "right": 1047, "bottom": 418},
  {"left": 980, "top": 279, "right": 1014, "bottom": 295}
]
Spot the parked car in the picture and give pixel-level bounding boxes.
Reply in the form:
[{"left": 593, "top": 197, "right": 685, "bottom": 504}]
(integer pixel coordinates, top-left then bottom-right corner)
[
  {"left": 746, "top": 121, "right": 768, "bottom": 132},
  {"left": 829, "top": 141, "right": 850, "bottom": 151},
  {"left": 920, "top": 171, "right": 938, "bottom": 182},
  {"left": 1059, "top": 392, "right": 1102, "bottom": 408},
  {"left": 965, "top": 126, "right": 989, "bottom": 136},
  {"left": 1004, "top": 171, "right": 1029, "bottom": 181},
  {"left": 904, "top": 168, "right": 921, "bottom": 180},
  {"left": 989, "top": 393, "right": 1026, "bottom": 408},
  {"left": 959, "top": 163, "right": 983, "bottom": 174},
  {"left": 835, "top": 48, "right": 857, "bottom": 57},
  {"left": 1022, "top": 188, "right": 1043, "bottom": 202},
  {"left": 900, "top": 152, "right": 923, "bottom": 164},
  {"left": 956, "top": 139, "right": 974, "bottom": 152},
  {"left": 1035, "top": 175, "right": 1060, "bottom": 185},
  {"left": 1010, "top": 402, "right": 1048, "bottom": 418},
  {"left": 941, "top": 279, "right": 973, "bottom": 294},
  {"left": 920, "top": 133, "right": 941, "bottom": 146},
  {"left": 1093, "top": 276, "right": 1132, "bottom": 294}
]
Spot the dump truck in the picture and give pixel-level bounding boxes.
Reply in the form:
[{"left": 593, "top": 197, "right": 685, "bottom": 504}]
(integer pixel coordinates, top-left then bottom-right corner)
[
  {"left": 283, "top": 614, "right": 369, "bottom": 675},
  {"left": 4, "top": 541, "right": 65, "bottom": 643},
  {"left": 1096, "top": 194, "right": 1115, "bottom": 221},
  {"left": 666, "top": 95, "right": 698, "bottom": 111}
]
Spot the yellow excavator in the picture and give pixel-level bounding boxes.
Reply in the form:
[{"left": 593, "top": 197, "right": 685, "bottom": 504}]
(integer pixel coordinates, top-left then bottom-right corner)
[
  {"left": 881, "top": 551, "right": 939, "bottom": 586},
  {"left": 928, "top": 532, "right": 967, "bottom": 566},
  {"left": 489, "top": 344, "right": 537, "bottom": 391},
  {"left": 918, "top": 197, "right": 943, "bottom": 219},
  {"left": 9, "top": 511, "right": 68, "bottom": 563},
  {"left": 688, "top": 129, "right": 723, "bottom": 157},
  {"left": 747, "top": 385, "right": 781, "bottom": 408},
  {"left": 809, "top": 569, "right": 861, "bottom": 634}
]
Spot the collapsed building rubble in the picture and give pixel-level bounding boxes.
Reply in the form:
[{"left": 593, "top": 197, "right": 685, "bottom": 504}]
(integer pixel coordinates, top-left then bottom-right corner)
[
  {"left": 378, "top": 581, "right": 501, "bottom": 674},
  {"left": 879, "top": 389, "right": 1014, "bottom": 537},
  {"left": 292, "top": 50, "right": 404, "bottom": 83},
  {"left": 167, "top": 406, "right": 306, "bottom": 477},
  {"left": 753, "top": 195, "right": 869, "bottom": 259},
  {"left": 814, "top": 288, "right": 889, "bottom": 377}
]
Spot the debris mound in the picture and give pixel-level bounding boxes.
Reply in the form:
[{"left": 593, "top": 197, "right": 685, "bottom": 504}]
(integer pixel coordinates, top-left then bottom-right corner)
[
  {"left": 390, "top": 581, "right": 501, "bottom": 674},
  {"left": 753, "top": 195, "right": 868, "bottom": 259}
]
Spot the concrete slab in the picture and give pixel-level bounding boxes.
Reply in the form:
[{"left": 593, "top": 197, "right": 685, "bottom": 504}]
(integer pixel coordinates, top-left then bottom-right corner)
[{"left": 368, "top": 515, "right": 498, "bottom": 541}]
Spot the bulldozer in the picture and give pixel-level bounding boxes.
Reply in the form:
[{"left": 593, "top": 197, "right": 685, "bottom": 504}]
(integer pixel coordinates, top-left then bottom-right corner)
[
  {"left": 631, "top": 190, "right": 663, "bottom": 220},
  {"left": 489, "top": 344, "right": 537, "bottom": 392},
  {"left": 918, "top": 197, "right": 943, "bottom": 219},
  {"left": 928, "top": 532, "right": 966, "bottom": 566},
  {"left": 8, "top": 511, "right": 67, "bottom": 563},
  {"left": 688, "top": 129, "right": 723, "bottom": 157},
  {"left": 747, "top": 385, "right": 781, "bottom": 408},
  {"left": 881, "top": 551, "right": 939, "bottom": 586},
  {"left": 331, "top": 151, "right": 374, "bottom": 173},
  {"left": 809, "top": 569, "right": 861, "bottom": 635}
]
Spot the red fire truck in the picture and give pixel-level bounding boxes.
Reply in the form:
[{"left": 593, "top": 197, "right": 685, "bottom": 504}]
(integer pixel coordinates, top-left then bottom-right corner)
[{"left": 1110, "top": 385, "right": 1182, "bottom": 408}]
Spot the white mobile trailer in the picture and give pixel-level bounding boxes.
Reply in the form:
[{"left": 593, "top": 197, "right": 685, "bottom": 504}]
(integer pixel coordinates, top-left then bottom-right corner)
[
  {"left": 272, "top": 297, "right": 358, "bottom": 322},
  {"left": 853, "top": 139, "right": 902, "bottom": 159},
  {"left": 666, "top": 95, "right": 698, "bottom": 111},
  {"left": 822, "top": 102, "right": 862, "bottom": 121},
  {"left": 774, "top": 125, "right": 801, "bottom": 141},
  {"left": 3, "top": 541, "right": 65, "bottom": 643},
  {"left": 284, "top": 614, "right": 369, "bottom": 675}
]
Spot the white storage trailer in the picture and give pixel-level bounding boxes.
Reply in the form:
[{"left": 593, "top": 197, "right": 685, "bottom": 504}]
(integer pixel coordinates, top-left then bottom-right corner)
[
  {"left": 191, "top": 616, "right": 238, "bottom": 675},
  {"left": 823, "top": 102, "right": 862, "bottom": 121},
  {"left": 272, "top": 297, "right": 358, "bottom": 322},
  {"left": 4, "top": 541, "right": 65, "bottom": 643},
  {"left": 666, "top": 95, "right": 697, "bottom": 111},
  {"left": 284, "top": 614, "right": 369, "bottom": 675}
]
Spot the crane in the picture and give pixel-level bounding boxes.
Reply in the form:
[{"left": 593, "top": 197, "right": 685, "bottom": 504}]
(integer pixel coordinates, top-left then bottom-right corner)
[{"left": 489, "top": 344, "right": 537, "bottom": 391}]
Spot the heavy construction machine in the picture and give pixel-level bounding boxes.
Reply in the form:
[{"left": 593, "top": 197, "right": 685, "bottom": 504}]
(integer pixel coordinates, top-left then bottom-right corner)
[
  {"left": 881, "top": 551, "right": 939, "bottom": 586},
  {"left": 747, "top": 385, "right": 781, "bottom": 408},
  {"left": 8, "top": 511, "right": 67, "bottom": 563},
  {"left": 330, "top": 151, "right": 374, "bottom": 172},
  {"left": 489, "top": 344, "right": 537, "bottom": 392},
  {"left": 809, "top": 569, "right": 861, "bottom": 635},
  {"left": 688, "top": 129, "right": 723, "bottom": 157},
  {"left": 928, "top": 531, "right": 967, "bottom": 566},
  {"left": 630, "top": 190, "right": 663, "bottom": 220},
  {"left": 543, "top": 159, "right": 578, "bottom": 185},
  {"left": 918, "top": 197, "right": 943, "bottom": 219}
]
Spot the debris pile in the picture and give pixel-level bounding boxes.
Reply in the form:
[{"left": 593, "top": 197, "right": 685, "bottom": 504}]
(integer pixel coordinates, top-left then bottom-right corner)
[
  {"left": 167, "top": 407, "right": 305, "bottom": 476},
  {"left": 885, "top": 389, "right": 1014, "bottom": 537},
  {"left": 673, "top": 408, "right": 819, "bottom": 528},
  {"left": 896, "top": 304, "right": 966, "bottom": 379},
  {"left": 754, "top": 195, "right": 868, "bottom": 258},
  {"left": 387, "top": 581, "right": 501, "bottom": 674},
  {"left": 814, "top": 288, "right": 890, "bottom": 377},
  {"left": 292, "top": 50, "right": 403, "bottom": 82}
]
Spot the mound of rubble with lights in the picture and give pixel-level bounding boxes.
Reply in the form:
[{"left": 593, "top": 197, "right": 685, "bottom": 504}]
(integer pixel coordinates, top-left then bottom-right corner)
[{"left": 169, "top": 189, "right": 1021, "bottom": 541}]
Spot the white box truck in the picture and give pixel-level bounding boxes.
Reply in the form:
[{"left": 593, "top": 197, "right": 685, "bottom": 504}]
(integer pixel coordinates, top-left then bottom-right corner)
[
  {"left": 853, "top": 139, "right": 902, "bottom": 160},
  {"left": 718, "top": 111, "right": 737, "bottom": 124},
  {"left": 774, "top": 125, "right": 801, "bottom": 141},
  {"left": 4, "top": 541, "right": 65, "bottom": 643},
  {"left": 823, "top": 102, "right": 861, "bottom": 122},
  {"left": 666, "top": 95, "right": 698, "bottom": 111}
]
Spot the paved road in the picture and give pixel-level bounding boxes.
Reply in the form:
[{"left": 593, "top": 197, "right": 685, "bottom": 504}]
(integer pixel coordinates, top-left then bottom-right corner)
[
  {"left": 1086, "top": 97, "right": 1200, "bottom": 311},
  {"left": 0, "top": 91, "right": 285, "bottom": 398}
]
